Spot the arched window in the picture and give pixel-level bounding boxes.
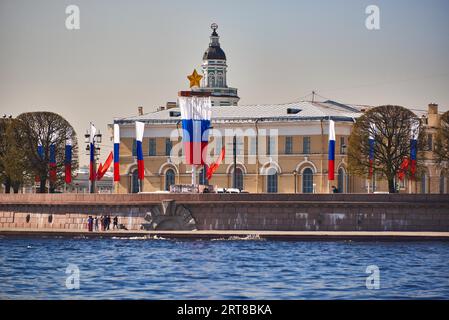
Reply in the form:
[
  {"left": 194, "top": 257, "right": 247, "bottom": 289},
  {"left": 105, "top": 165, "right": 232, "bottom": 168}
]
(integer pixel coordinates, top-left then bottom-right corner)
[
  {"left": 217, "top": 74, "right": 223, "bottom": 87},
  {"left": 131, "top": 169, "right": 139, "bottom": 193},
  {"left": 233, "top": 167, "right": 244, "bottom": 190},
  {"left": 337, "top": 168, "right": 345, "bottom": 193},
  {"left": 165, "top": 169, "right": 175, "bottom": 191},
  {"left": 267, "top": 167, "right": 278, "bottom": 193},
  {"left": 199, "top": 167, "right": 208, "bottom": 185},
  {"left": 302, "top": 168, "right": 314, "bottom": 194},
  {"left": 209, "top": 74, "right": 215, "bottom": 87}
]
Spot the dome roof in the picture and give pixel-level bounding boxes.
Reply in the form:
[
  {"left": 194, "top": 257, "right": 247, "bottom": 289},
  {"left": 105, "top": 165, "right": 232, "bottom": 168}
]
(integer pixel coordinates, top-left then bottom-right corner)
[
  {"left": 203, "top": 24, "right": 226, "bottom": 60},
  {"left": 203, "top": 46, "right": 226, "bottom": 60}
]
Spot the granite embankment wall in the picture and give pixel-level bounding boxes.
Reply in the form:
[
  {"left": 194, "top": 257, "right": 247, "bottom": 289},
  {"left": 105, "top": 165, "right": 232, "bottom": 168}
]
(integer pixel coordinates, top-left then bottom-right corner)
[{"left": 0, "top": 194, "right": 448, "bottom": 232}]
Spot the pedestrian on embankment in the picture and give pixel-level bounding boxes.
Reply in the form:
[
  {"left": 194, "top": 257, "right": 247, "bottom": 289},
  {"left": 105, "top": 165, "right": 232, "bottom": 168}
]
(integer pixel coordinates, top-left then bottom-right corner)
[{"left": 87, "top": 216, "right": 93, "bottom": 232}]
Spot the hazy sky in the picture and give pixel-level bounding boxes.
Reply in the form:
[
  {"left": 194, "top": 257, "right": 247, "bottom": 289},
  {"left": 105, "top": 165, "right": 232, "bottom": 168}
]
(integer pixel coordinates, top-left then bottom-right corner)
[{"left": 1, "top": 0, "right": 449, "bottom": 165}]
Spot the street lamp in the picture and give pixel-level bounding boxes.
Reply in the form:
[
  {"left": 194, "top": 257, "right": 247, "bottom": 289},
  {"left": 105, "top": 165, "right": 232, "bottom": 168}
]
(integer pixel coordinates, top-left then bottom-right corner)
[
  {"left": 85, "top": 128, "right": 103, "bottom": 193},
  {"left": 293, "top": 169, "right": 298, "bottom": 194}
]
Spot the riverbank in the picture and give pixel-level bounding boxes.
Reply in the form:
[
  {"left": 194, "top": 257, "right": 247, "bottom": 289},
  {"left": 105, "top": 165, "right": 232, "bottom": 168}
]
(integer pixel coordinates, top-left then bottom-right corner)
[
  {"left": 1, "top": 193, "right": 449, "bottom": 232},
  {"left": 1, "top": 228, "right": 449, "bottom": 241}
]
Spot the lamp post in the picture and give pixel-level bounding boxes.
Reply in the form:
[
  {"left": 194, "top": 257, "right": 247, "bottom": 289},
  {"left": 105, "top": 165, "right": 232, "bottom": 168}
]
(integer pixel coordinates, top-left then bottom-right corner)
[
  {"left": 84, "top": 128, "right": 102, "bottom": 194},
  {"left": 293, "top": 169, "right": 298, "bottom": 194},
  {"left": 233, "top": 134, "right": 237, "bottom": 189}
]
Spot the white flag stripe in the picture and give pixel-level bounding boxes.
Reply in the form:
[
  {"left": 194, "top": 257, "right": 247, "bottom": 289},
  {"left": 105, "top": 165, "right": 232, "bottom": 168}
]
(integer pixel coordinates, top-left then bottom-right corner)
[
  {"left": 328, "top": 120, "right": 335, "bottom": 141},
  {"left": 135, "top": 121, "right": 145, "bottom": 142},
  {"left": 369, "top": 123, "right": 376, "bottom": 140},
  {"left": 114, "top": 124, "right": 120, "bottom": 144},
  {"left": 90, "top": 124, "right": 96, "bottom": 144},
  {"left": 410, "top": 119, "right": 420, "bottom": 140},
  {"left": 178, "top": 96, "right": 212, "bottom": 120}
]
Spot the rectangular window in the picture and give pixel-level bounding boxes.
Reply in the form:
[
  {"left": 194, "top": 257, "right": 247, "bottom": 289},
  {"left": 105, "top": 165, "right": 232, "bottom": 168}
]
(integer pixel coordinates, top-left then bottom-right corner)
[
  {"left": 132, "top": 139, "right": 137, "bottom": 157},
  {"left": 340, "top": 136, "right": 346, "bottom": 154},
  {"left": 165, "top": 138, "right": 172, "bottom": 156},
  {"left": 285, "top": 136, "right": 293, "bottom": 154},
  {"left": 236, "top": 136, "right": 244, "bottom": 155},
  {"left": 303, "top": 136, "right": 311, "bottom": 154},
  {"left": 249, "top": 137, "right": 257, "bottom": 156},
  {"left": 267, "top": 136, "right": 276, "bottom": 155},
  {"left": 149, "top": 138, "right": 156, "bottom": 156}
]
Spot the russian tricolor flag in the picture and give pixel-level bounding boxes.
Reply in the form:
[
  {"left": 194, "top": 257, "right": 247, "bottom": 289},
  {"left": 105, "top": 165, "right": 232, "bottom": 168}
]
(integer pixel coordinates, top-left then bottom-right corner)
[
  {"left": 135, "top": 121, "right": 145, "bottom": 180},
  {"left": 328, "top": 119, "right": 335, "bottom": 181},
  {"left": 410, "top": 120, "right": 419, "bottom": 178},
  {"left": 65, "top": 138, "right": 72, "bottom": 184},
  {"left": 89, "top": 124, "right": 96, "bottom": 182},
  {"left": 35, "top": 140, "right": 44, "bottom": 183},
  {"left": 113, "top": 124, "right": 120, "bottom": 182},
  {"left": 179, "top": 96, "right": 212, "bottom": 165},
  {"left": 49, "top": 143, "right": 57, "bottom": 183},
  {"left": 368, "top": 123, "right": 376, "bottom": 178}
]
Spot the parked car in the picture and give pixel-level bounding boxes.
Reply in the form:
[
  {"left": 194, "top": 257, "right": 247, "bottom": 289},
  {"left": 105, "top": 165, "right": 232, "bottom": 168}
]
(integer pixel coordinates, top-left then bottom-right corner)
[{"left": 216, "top": 188, "right": 248, "bottom": 194}]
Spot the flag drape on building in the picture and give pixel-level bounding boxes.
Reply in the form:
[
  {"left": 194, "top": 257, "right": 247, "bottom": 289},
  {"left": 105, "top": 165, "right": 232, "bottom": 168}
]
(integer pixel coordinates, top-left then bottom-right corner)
[
  {"left": 113, "top": 124, "right": 120, "bottom": 182},
  {"left": 179, "top": 96, "right": 212, "bottom": 165},
  {"left": 135, "top": 121, "right": 145, "bottom": 180},
  {"left": 328, "top": 120, "right": 335, "bottom": 181}
]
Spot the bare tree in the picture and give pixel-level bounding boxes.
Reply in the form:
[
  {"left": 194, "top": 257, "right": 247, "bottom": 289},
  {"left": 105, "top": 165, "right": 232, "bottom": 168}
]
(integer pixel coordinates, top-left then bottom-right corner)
[
  {"left": 16, "top": 112, "right": 79, "bottom": 193},
  {"left": 348, "top": 105, "right": 425, "bottom": 193},
  {"left": 435, "top": 111, "right": 449, "bottom": 173}
]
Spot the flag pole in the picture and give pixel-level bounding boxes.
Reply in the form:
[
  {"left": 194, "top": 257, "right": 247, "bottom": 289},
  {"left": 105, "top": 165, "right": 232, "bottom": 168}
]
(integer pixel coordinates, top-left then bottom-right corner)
[{"left": 192, "top": 165, "right": 197, "bottom": 186}]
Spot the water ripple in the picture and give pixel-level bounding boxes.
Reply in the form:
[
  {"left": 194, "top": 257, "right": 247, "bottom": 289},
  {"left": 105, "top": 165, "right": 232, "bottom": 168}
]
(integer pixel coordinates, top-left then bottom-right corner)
[{"left": 0, "top": 238, "right": 448, "bottom": 299}]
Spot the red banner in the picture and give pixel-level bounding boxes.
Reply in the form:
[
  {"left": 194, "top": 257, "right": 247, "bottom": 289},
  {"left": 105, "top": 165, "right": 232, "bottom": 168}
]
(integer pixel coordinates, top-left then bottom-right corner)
[
  {"left": 97, "top": 152, "right": 113, "bottom": 181},
  {"left": 206, "top": 147, "right": 225, "bottom": 181}
]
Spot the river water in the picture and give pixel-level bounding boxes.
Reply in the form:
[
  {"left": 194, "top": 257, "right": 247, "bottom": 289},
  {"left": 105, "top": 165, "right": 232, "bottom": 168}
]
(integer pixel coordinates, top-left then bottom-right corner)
[{"left": 0, "top": 236, "right": 448, "bottom": 299}]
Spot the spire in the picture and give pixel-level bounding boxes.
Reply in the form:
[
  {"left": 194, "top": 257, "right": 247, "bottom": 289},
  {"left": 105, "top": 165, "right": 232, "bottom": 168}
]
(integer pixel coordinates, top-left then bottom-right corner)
[
  {"left": 203, "top": 23, "right": 226, "bottom": 61},
  {"left": 210, "top": 23, "right": 220, "bottom": 47}
]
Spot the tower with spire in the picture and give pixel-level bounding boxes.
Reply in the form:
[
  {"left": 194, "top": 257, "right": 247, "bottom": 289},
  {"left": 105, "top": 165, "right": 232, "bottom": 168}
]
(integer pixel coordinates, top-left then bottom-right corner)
[{"left": 193, "top": 23, "right": 240, "bottom": 107}]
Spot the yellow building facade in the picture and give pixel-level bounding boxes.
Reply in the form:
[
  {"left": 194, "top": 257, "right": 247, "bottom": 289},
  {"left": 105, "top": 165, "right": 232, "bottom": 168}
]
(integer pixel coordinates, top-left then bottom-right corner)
[
  {"left": 112, "top": 102, "right": 447, "bottom": 194},
  {"left": 111, "top": 25, "right": 448, "bottom": 195}
]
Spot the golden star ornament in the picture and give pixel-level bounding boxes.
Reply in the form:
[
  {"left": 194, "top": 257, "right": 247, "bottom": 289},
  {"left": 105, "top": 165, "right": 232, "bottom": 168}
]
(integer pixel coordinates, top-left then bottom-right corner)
[{"left": 187, "top": 69, "right": 203, "bottom": 88}]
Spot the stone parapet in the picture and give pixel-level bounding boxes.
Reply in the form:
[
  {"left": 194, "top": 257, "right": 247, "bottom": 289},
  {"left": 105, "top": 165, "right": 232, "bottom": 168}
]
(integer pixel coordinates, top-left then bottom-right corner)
[{"left": 0, "top": 194, "right": 448, "bottom": 232}]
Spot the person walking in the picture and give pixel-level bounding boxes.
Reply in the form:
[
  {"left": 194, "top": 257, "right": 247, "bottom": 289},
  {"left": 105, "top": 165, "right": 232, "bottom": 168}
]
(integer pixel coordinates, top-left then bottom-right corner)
[
  {"left": 94, "top": 216, "right": 98, "bottom": 231},
  {"left": 331, "top": 185, "right": 339, "bottom": 194},
  {"left": 113, "top": 216, "right": 118, "bottom": 230},
  {"left": 87, "top": 216, "right": 93, "bottom": 232},
  {"left": 100, "top": 216, "right": 105, "bottom": 231}
]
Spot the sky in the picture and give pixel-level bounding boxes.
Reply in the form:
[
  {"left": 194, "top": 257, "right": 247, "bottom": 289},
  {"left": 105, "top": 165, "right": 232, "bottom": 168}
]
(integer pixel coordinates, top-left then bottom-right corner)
[{"left": 1, "top": 0, "right": 449, "bottom": 166}]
